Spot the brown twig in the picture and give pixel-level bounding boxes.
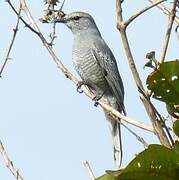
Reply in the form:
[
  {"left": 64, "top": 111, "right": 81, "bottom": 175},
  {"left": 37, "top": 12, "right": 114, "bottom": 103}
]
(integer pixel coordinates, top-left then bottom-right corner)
[
  {"left": 116, "top": 0, "right": 171, "bottom": 147},
  {"left": 83, "top": 161, "right": 95, "bottom": 180},
  {"left": 0, "top": 141, "right": 24, "bottom": 180},
  {"left": 160, "top": 0, "right": 178, "bottom": 63},
  {"left": 148, "top": 0, "right": 179, "bottom": 25},
  {"left": 0, "top": 4, "right": 21, "bottom": 77},
  {"left": 124, "top": 0, "right": 166, "bottom": 27}
]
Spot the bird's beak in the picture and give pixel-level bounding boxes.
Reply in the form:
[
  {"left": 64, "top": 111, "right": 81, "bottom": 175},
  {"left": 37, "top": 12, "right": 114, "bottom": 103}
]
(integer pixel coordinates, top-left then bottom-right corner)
[{"left": 54, "top": 12, "right": 67, "bottom": 23}]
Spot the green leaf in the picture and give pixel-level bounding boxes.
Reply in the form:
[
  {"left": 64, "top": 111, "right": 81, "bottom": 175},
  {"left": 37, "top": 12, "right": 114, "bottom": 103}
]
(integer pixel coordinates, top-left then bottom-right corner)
[
  {"left": 96, "top": 144, "right": 179, "bottom": 180},
  {"left": 173, "top": 120, "right": 179, "bottom": 137},
  {"left": 96, "top": 174, "right": 118, "bottom": 180},
  {"left": 146, "top": 60, "right": 179, "bottom": 104},
  {"left": 174, "top": 141, "right": 179, "bottom": 154},
  {"left": 119, "top": 144, "right": 179, "bottom": 180}
]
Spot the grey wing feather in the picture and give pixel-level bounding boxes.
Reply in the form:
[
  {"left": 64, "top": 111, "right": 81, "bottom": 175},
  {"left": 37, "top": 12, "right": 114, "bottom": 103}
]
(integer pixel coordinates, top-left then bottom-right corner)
[{"left": 91, "top": 39, "right": 126, "bottom": 114}]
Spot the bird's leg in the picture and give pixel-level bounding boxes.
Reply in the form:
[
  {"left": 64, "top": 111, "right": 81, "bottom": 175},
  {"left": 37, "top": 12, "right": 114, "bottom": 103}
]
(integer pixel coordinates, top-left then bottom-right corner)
[
  {"left": 92, "top": 89, "right": 105, "bottom": 107},
  {"left": 77, "top": 81, "right": 105, "bottom": 106}
]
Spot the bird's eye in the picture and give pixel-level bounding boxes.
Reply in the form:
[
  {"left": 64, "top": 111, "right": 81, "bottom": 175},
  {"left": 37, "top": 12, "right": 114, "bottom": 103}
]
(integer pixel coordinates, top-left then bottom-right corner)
[{"left": 73, "top": 16, "right": 80, "bottom": 20}]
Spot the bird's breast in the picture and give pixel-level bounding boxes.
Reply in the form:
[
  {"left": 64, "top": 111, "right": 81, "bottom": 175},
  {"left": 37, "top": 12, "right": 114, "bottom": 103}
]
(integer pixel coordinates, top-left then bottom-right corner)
[{"left": 72, "top": 48, "right": 107, "bottom": 88}]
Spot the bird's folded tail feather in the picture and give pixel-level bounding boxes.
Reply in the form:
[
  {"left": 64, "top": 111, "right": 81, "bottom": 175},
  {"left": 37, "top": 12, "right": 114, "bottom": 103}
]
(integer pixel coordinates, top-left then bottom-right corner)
[{"left": 105, "top": 111, "right": 122, "bottom": 168}]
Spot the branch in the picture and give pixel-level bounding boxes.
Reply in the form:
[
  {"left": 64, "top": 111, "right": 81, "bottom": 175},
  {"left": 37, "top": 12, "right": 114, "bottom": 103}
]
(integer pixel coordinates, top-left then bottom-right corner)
[
  {"left": 148, "top": 0, "right": 179, "bottom": 25},
  {"left": 115, "top": 112, "right": 154, "bottom": 132},
  {"left": 121, "top": 122, "right": 148, "bottom": 148},
  {"left": 0, "top": 4, "right": 21, "bottom": 77},
  {"left": 124, "top": 0, "right": 165, "bottom": 27},
  {"left": 6, "top": 0, "right": 40, "bottom": 35},
  {"left": 160, "top": 0, "right": 178, "bottom": 63},
  {"left": 0, "top": 141, "right": 24, "bottom": 180},
  {"left": 6, "top": 0, "right": 154, "bottom": 133},
  {"left": 20, "top": 0, "right": 40, "bottom": 32},
  {"left": 83, "top": 161, "right": 95, "bottom": 180},
  {"left": 116, "top": 0, "right": 171, "bottom": 147}
]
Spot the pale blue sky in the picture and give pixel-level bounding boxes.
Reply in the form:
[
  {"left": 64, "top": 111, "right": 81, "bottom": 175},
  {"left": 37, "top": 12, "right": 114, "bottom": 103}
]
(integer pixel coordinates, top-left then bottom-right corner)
[{"left": 0, "top": 1, "right": 178, "bottom": 180}]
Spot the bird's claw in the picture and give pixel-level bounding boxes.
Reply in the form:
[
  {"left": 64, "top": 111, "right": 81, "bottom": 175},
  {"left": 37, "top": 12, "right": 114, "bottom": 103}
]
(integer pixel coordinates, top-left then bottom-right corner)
[
  {"left": 94, "top": 100, "right": 99, "bottom": 107},
  {"left": 92, "top": 96, "right": 100, "bottom": 107},
  {"left": 76, "top": 81, "right": 86, "bottom": 93},
  {"left": 92, "top": 91, "right": 105, "bottom": 107}
]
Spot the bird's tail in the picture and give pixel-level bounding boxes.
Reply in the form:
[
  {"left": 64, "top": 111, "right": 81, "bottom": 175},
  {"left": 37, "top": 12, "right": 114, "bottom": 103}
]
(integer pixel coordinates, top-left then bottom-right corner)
[
  {"left": 103, "top": 94, "right": 125, "bottom": 168},
  {"left": 105, "top": 112, "right": 122, "bottom": 168}
]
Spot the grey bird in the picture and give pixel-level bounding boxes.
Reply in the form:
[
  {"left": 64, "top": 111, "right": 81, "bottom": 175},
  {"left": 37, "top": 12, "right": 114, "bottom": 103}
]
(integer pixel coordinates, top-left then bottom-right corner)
[{"left": 56, "top": 12, "right": 126, "bottom": 167}]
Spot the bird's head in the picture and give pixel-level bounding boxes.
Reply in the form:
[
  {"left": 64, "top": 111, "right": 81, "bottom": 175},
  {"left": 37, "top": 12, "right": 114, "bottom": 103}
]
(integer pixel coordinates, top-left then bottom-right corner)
[{"left": 55, "top": 11, "right": 100, "bottom": 35}]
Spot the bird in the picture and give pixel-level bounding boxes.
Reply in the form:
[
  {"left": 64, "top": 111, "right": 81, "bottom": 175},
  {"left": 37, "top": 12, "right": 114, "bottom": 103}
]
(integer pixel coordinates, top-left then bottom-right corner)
[{"left": 55, "top": 11, "right": 126, "bottom": 168}]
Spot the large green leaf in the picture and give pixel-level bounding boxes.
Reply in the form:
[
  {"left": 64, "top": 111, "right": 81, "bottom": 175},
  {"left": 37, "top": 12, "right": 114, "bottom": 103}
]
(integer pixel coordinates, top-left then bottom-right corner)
[
  {"left": 96, "top": 144, "right": 179, "bottom": 180},
  {"left": 146, "top": 60, "right": 179, "bottom": 104},
  {"left": 173, "top": 120, "right": 179, "bottom": 137},
  {"left": 96, "top": 174, "right": 118, "bottom": 180}
]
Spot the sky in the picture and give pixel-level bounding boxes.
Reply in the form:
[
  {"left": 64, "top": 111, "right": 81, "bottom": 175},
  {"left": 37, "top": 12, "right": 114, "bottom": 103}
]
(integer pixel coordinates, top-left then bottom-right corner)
[{"left": 0, "top": 1, "right": 179, "bottom": 180}]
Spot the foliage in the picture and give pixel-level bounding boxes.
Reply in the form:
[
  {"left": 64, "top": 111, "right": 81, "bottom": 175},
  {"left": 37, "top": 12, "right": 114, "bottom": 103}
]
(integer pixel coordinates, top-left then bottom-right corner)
[
  {"left": 146, "top": 60, "right": 179, "bottom": 118},
  {"left": 96, "top": 144, "right": 179, "bottom": 180},
  {"left": 173, "top": 120, "right": 179, "bottom": 137}
]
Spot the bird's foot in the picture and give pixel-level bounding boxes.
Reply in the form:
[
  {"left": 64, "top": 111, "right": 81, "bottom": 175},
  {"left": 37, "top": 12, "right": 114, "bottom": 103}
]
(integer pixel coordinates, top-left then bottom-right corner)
[
  {"left": 76, "top": 81, "right": 88, "bottom": 93},
  {"left": 92, "top": 90, "right": 105, "bottom": 107}
]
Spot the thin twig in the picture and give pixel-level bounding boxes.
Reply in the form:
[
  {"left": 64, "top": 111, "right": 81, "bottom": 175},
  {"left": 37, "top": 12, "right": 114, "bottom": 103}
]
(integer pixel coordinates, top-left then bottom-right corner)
[
  {"left": 0, "top": 4, "right": 21, "bottom": 77},
  {"left": 116, "top": 0, "right": 171, "bottom": 147},
  {"left": 20, "top": 0, "right": 39, "bottom": 32},
  {"left": 116, "top": 113, "right": 154, "bottom": 132},
  {"left": 124, "top": 0, "right": 166, "bottom": 27},
  {"left": 6, "top": 0, "right": 40, "bottom": 35},
  {"left": 0, "top": 141, "right": 24, "bottom": 180},
  {"left": 6, "top": 0, "right": 154, "bottom": 133},
  {"left": 59, "top": 0, "right": 66, "bottom": 11},
  {"left": 148, "top": 0, "right": 179, "bottom": 25},
  {"left": 121, "top": 122, "right": 148, "bottom": 148},
  {"left": 160, "top": 0, "right": 178, "bottom": 63},
  {"left": 83, "top": 161, "right": 95, "bottom": 180},
  {"left": 48, "top": 22, "right": 57, "bottom": 46}
]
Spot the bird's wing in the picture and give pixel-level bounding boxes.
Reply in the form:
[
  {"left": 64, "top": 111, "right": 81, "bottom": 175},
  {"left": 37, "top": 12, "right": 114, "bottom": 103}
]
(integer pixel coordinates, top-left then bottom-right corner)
[{"left": 91, "top": 39, "right": 126, "bottom": 114}]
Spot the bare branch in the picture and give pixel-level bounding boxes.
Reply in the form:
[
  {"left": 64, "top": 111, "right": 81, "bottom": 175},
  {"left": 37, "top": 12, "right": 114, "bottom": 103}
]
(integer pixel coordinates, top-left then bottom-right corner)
[
  {"left": 20, "top": 0, "right": 40, "bottom": 32},
  {"left": 160, "top": 0, "right": 178, "bottom": 63},
  {"left": 116, "top": 0, "right": 123, "bottom": 24},
  {"left": 116, "top": 0, "right": 171, "bottom": 147},
  {"left": 59, "top": 0, "right": 66, "bottom": 11},
  {"left": 48, "top": 22, "right": 57, "bottom": 46},
  {"left": 83, "top": 161, "right": 95, "bottom": 180},
  {"left": 0, "top": 4, "right": 21, "bottom": 77},
  {"left": 0, "top": 141, "right": 24, "bottom": 180},
  {"left": 121, "top": 122, "right": 148, "bottom": 148},
  {"left": 116, "top": 112, "right": 154, "bottom": 132},
  {"left": 124, "top": 0, "right": 165, "bottom": 27},
  {"left": 148, "top": 0, "right": 179, "bottom": 25},
  {"left": 6, "top": 0, "right": 40, "bottom": 35}
]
